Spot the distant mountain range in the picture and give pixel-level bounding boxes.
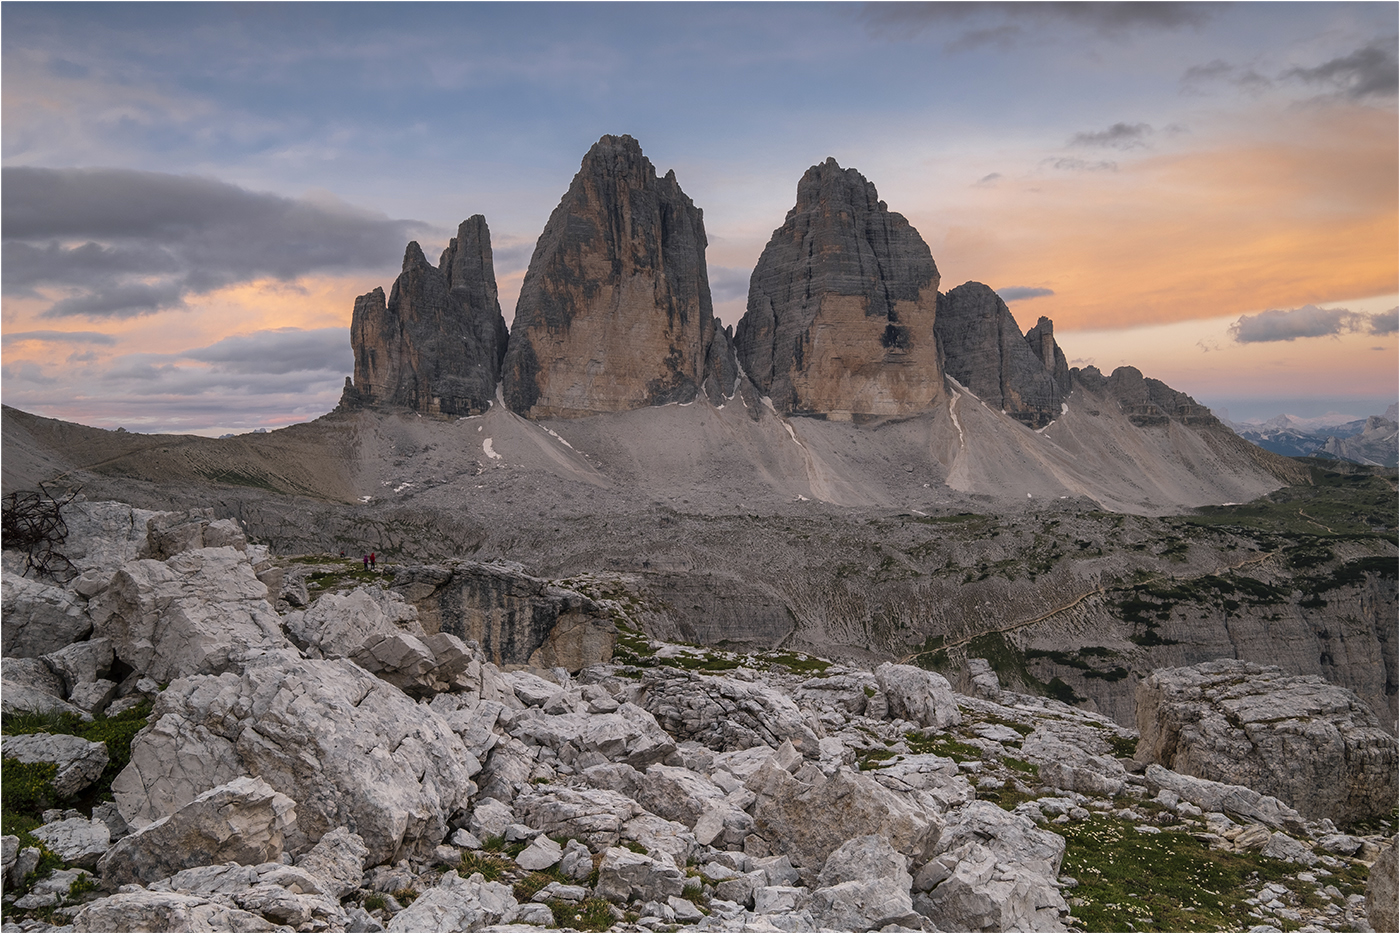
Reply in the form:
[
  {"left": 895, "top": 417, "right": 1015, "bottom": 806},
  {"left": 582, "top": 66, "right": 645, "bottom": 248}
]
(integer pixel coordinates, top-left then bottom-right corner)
[{"left": 1225, "top": 404, "right": 1399, "bottom": 468}]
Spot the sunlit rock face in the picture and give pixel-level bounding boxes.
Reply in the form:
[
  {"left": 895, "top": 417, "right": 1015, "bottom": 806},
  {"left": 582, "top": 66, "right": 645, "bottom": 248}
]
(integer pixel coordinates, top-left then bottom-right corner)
[
  {"left": 502, "top": 134, "right": 734, "bottom": 418},
  {"left": 342, "top": 215, "right": 509, "bottom": 418},
  {"left": 935, "top": 283, "right": 1071, "bottom": 429},
  {"left": 735, "top": 158, "right": 944, "bottom": 420}
]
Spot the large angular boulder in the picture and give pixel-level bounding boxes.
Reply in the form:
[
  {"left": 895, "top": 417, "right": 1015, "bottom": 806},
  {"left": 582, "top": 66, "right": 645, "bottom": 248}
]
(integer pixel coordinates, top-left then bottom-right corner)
[
  {"left": 90, "top": 546, "right": 290, "bottom": 683},
  {"left": 384, "top": 870, "right": 517, "bottom": 932},
  {"left": 1, "top": 732, "right": 108, "bottom": 797},
  {"left": 915, "top": 800, "right": 1068, "bottom": 932},
  {"left": 1368, "top": 835, "right": 1398, "bottom": 933},
  {"left": 502, "top": 134, "right": 734, "bottom": 417},
  {"left": 1136, "top": 660, "right": 1398, "bottom": 825},
  {"left": 1, "top": 570, "right": 92, "bottom": 657},
  {"left": 875, "top": 663, "right": 962, "bottom": 730},
  {"left": 640, "top": 667, "right": 821, "bottom": 756},
  {"left": 935, "top": 283, "right": 1071, "bottom": 429},
  {"left": 282, "top": 585, "right": 424, "bottom": 660},
  {"left": 514, "top": 785, "right": 643, "bottom": 851},
  {"left": 30, "top": 817, "right": 110, "bottom": 867},
  {"left": 111, "top": 652, "right": 478, "bottom": 864},
  {"left": 746, "top": 760, "right": 941, "bottom": 876},
  {"left": 735, "top": 158, "right": 944, "bottom": 418},
  {"left": 595, "top": 846, "right": 686, "bottom": 904},
  {"left": 341, "top": 215, "right": 509, "bottom": 417},
  {"left": 1144, "top": 764, "right": 1304, "bottom": 831},
  {"left": 511, "top": 703, "right": 677, "bottom": 770},
  {"left": 810, "top": 835, "right": 919, "bottom": 931},
  {"left": 71, "top": 890, "right": 280, "bottom": 933},
  {"left": 98, "top": 776, "right": 295, "bottom": 887}
]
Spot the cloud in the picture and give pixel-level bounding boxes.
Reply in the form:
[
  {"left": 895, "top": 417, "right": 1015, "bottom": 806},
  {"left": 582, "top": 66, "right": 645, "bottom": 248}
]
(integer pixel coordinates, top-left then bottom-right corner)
[
  {"left": 2, "top": 166, "right": 431, "bottom": 319},
  {"left": 1283, "top": 38, "right": 1399, "bottom": 100},
  {"left": 707, "top": 265, "right": 753, "bottom": 303},
  {"left": 4, "top": 330, "right": 117, "bottom": 345},
  {"left": 863, "top": 2, "right": 1212, "bottom": 46},
  {"left": 1183, "top": 39, "right": 1399, "bottom": 101},
  {"left": 997, "top": 286, "right": 1055, "bottom": 302},
  {"left": 976, "top": 172, "right": 1003, "bottom": 186},
  {"left": 1229, "top": 304, "right": 1399, "bottom": 343},
  {"left": 1070, "top": 122, "right": 1153, "bottom": 150},
  {"left": 1369, "top": 306, "right": 1399, "bottom": 335},
  {"left": 1045, "top": 158, "right": 1118, "bottom": 173},
  {"left": 184, "top": 327, "right": 350, "bottom": 376}
]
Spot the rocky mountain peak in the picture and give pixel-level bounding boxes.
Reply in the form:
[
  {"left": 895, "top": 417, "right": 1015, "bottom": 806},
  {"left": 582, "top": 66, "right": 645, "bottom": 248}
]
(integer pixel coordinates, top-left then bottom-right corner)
[
  {"left": 340, "top": 216, "right": 508, "bottom": 418},
  {"left": 501, "top": 135, "right": 735, "bottom": 418},
  {"left": 934, "top": 283, "right": 1070, "bottom": 429},
  {"left": 735, "top": 159, "right": 943, "bottom": 419}
]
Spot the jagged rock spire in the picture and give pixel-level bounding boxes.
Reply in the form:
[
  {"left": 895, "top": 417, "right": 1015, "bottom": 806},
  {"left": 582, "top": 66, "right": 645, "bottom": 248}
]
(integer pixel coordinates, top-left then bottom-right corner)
[{"left": 341, "top": 215, "right": 508, "bottom": 418}]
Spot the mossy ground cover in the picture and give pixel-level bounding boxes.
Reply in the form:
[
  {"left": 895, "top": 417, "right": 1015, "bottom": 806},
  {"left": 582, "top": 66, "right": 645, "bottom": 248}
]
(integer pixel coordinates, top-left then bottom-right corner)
[
  {"left": 1189, "top": 467, "right": 1395, "bottom": 535},
  {"left": 1060, "top": 815, "right": 1310, "bottom": 932},
  {"left": 2, "top": 700, "right": 152, "bottom": 833},
  {"left": 1, "top": 701, "right": 152, "bottom": 910}
]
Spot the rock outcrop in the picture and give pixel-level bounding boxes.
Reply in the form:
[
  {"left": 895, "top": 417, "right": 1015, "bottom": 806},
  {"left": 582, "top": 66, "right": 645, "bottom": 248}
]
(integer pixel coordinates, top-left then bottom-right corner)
[
  {"left": 342, "top": 215, "right": 509, "bottom": 417},
  {"left": 1136, "top": 660, "right": 1398, "bottom": 826},
  {"left": 2, "top": 498, "right": 1390, "bottom": 934},
  {"left": 935, "top": 283, "right": 1071, "bottom": 429},
  {"left": 390, "top": 562, "right": 616, "bottom": 671},
  {"left": 502, "top": 134, "right": 735, "bottom": 417},
  {"left": 1073, "top": 363, "right": 1218, "bottom": 427},
  {"left": 735, "top": 158, "right": 944, "bottom": 418}
]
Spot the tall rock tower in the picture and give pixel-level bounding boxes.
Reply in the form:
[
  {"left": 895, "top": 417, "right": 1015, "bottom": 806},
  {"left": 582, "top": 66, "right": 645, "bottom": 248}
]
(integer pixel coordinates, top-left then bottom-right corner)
[
  {"left": 341, "top": 215, "right": 508, "bottom": 417},
  {"left": 935, "top": 283, "right": 1071, "bottom": 429},
  {"left": 734, "top": 159, "right": 944, "bottom": 419},
  {"left": 502, "top": 134, "right": 735, "bottom": 418}
]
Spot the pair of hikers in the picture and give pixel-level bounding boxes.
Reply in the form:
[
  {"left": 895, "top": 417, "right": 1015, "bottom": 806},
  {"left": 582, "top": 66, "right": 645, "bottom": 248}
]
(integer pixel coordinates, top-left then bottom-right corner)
[{"left": 361, "top": 552, "right": 377, "bottom": 571}]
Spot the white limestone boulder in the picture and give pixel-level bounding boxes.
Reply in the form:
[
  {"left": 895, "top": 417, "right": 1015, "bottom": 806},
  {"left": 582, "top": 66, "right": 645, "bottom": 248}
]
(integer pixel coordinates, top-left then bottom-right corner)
[{"left": 91, "top": 546, "right": 290, "bottom": 683}]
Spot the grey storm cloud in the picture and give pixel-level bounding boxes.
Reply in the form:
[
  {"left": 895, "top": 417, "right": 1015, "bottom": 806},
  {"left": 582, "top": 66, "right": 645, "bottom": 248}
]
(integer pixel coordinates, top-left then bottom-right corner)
[
  {"left": 1182, "top": 39, "right": 1398, "bottom": 100},
  {"left": 1284, "top": 38, "right": 1399, "bottom": 100},
  {"left": 997, "top": 287, "right": 1055, "bottom": 302},
  {"left": 1229, "top": 305, "right": 1399, "bottom": 343},
  {"left": 2, "top": 166, "right": 432, "bottom": 318},
  {"left": 863, "top": 2, "right": 1212, "bottom": 45},
  {"left": 1070, "top": 122, "right": 1153, "bottom": 150},
  {"left": 708, "top": 265, "right": 753, "bottom": 303}
]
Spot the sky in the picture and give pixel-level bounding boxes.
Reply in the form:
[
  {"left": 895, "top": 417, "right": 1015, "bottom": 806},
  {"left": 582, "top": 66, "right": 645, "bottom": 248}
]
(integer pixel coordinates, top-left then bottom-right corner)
[{"left": 2, "top": 2, "right": 1396, "bottom": 435}]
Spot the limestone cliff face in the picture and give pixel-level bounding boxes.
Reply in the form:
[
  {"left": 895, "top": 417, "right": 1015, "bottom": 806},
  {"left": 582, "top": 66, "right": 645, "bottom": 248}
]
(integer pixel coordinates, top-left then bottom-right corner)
[
  {"left": 935, "top": 283, "right": 1071, "bottom": 429},
  {"left": 342, "top": 215, "right": 509, "bottom": 417},
  {"left": 734, "top": 159, "right": 943, "bottom": 419},
  {"left": 502, "top": 135, "right": 734, "bottom": 418}
]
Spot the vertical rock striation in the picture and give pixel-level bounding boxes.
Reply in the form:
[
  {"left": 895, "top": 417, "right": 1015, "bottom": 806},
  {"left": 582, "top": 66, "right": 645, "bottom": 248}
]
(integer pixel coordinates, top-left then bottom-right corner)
[
  {"left": 341, "top": 215, "right": 509, "bottom": 417},
  {"left": 735, "top": 159, "right": 943, "bottom": 419},
  {"left": 502, "top": 134, "right": 734, "bottom": 418},
  {"left": 935, "top": 284, "right": 1071, "bottom": 429}
]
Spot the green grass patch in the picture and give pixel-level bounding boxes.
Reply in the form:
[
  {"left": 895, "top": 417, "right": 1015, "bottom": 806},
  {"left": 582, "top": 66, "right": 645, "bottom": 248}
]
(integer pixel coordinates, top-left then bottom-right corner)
[
  {"left": 1107, "top": 735, "right": 1139, "bottom": 759},
  {"left": 513, "top": 867, "right": 571, "bottom": 902},
  {"left": 761, "top": 651, "right": 832, "bottom": 674},
  {"left": 547, "top": 897, "right": 617, "bottom": 932},
  {"left": 458, "top": 851, "right": 513, "bottom": 882},
  {"left": 906, "top": 731, "right": 982, "bottom": 762},
  {"left": 1061, "top": 816, "right": 1304, "bottom": 932}
]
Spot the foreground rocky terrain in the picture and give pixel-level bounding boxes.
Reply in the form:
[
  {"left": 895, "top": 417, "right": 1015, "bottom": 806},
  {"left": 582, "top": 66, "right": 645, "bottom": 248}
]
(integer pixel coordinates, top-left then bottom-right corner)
[{"left": 2, "top": 499, "right": 1396, "bottom": 932}]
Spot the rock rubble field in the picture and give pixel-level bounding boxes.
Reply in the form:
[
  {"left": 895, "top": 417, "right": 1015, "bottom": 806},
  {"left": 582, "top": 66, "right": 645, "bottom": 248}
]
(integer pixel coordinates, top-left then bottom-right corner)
[{"left": 2, "top": 500, "right": 1396, "bottom": 933}]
